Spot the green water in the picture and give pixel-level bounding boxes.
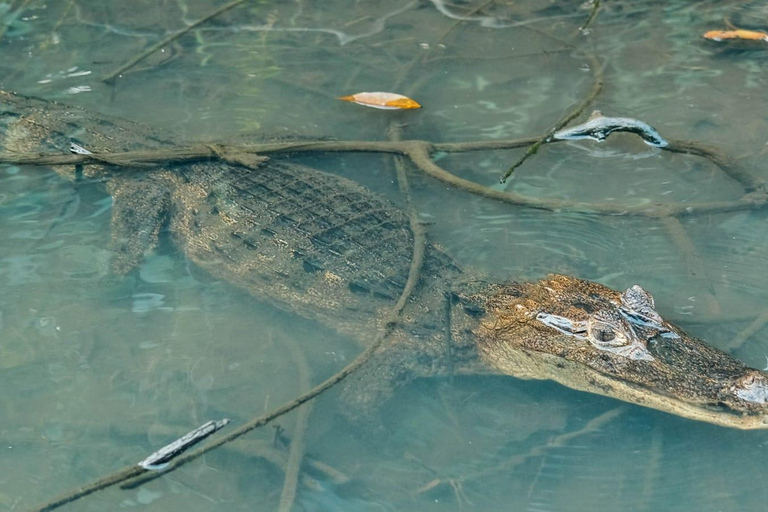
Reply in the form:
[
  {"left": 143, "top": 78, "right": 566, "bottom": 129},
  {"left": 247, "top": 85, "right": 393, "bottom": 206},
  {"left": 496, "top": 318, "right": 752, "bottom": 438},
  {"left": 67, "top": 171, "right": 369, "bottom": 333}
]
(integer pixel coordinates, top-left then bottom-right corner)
[{"left": 3, "top": 0, "right": 768, "bottom": 510}]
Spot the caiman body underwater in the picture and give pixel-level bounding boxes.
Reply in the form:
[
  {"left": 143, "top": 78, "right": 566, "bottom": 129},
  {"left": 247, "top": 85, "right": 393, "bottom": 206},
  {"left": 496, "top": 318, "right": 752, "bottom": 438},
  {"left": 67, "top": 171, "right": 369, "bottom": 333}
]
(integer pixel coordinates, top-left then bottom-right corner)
[{"left": 3, "top": 90, "right": 768, "bottom": 429}]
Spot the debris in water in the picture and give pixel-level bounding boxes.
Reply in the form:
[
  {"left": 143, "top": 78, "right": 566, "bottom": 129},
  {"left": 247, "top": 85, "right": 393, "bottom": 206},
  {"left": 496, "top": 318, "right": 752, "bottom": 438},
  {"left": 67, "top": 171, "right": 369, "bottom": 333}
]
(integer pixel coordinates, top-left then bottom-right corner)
[
  {"left": 338, "top": 92, "right": 421, "bottom": 110},
  {"left": 138, "top": 418, "right": 230, "bottom": 470},
  {"left": 69, "top": 142, "right": 92, "bottom": 155},
  {"left": 553, "top": 110, "right": 668, "bottom": 148},
  {"left": 703, "top": 29, "right": 768, "bottom": 42}
]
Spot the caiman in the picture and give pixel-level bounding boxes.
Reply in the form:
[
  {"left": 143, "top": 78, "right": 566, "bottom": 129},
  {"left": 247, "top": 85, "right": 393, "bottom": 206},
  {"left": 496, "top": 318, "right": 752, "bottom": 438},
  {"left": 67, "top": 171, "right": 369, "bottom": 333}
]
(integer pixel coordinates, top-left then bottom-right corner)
[{"left": 3, "top": 89, "right": 768, "bottom": 430}]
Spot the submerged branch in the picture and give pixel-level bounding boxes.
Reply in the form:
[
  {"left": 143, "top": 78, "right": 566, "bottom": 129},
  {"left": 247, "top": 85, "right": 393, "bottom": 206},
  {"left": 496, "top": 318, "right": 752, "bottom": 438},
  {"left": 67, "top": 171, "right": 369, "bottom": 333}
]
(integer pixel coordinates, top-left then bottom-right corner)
[
  {"left": 2, "top": 132, "right": 766, "bottom": 219},
  {"left": 665, "top": 138, "right": 765, "bottom": 192}
]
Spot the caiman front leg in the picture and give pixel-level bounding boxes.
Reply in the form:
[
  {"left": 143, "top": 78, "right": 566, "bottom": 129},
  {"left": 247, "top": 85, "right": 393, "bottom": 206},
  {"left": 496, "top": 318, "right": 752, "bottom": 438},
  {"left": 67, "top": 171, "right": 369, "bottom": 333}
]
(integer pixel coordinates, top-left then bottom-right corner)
[
  {"left": 107, "top": 177, "right": 170, "bottom": 274},
  {"left": 339, "top": 285, "right": 499, "bottom": 428}
]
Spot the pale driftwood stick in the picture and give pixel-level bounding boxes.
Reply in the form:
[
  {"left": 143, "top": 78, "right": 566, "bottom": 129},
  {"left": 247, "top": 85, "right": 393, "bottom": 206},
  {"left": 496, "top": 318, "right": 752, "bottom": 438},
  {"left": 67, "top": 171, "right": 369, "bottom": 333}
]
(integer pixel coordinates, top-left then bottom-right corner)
[
  {"left": 301, "top": 458, "right": 350, "bottom": 485},
  {"left": 8, "top": 424, "right": 345, "bottom": 487}
]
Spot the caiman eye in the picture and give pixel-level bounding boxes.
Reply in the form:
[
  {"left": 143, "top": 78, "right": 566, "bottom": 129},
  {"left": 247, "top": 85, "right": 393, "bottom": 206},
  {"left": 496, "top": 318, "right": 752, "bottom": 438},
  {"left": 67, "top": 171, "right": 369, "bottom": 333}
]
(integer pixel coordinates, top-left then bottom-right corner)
[
  {"left": 586, "top": 315, "right": 654, "bottom": 362},
  {"left": 588, "top": 320, "right": 628, "bottom": 347},
  {"left": 592, "top": 324, "right": 615, "bottom": 343}
]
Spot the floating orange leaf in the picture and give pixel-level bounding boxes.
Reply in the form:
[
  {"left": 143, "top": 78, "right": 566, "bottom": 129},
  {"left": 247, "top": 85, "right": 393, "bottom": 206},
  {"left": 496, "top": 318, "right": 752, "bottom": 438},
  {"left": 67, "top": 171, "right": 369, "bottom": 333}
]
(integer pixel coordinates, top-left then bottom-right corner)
[
  {"left": 703, "top": 29, "right": 768, "bottom": 42},
  {"left": 338, "top": 92, "right": 421, "bottom": 110}
]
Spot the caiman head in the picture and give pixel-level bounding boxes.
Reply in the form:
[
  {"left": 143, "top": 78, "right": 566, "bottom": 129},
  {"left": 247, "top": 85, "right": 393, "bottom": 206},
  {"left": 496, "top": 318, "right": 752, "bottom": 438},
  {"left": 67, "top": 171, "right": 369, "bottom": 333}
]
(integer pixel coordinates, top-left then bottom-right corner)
[{"left": 475, "top": 274, "right": 768, "bottom": 429}]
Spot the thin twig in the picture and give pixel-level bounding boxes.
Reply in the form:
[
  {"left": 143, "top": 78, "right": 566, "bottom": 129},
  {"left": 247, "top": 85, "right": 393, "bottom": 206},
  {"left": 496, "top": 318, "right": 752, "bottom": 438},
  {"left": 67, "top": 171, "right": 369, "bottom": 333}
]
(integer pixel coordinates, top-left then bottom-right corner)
[
  {"left": 578, "top": 0, "right": 600, "bottom": 33},
  {"left": 102, "top": 0, "right": 249, "bottom": 83},
  {"left": 499, "top": 52, "right": 604, "bottom": 182}
]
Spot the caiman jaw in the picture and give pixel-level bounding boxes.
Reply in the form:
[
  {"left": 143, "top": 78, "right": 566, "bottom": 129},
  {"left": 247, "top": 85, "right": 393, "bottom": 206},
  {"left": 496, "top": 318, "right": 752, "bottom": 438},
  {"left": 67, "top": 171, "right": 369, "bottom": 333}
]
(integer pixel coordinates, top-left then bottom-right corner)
[{"left": 476, "top": 274, "right": 768, "bottom": 429}]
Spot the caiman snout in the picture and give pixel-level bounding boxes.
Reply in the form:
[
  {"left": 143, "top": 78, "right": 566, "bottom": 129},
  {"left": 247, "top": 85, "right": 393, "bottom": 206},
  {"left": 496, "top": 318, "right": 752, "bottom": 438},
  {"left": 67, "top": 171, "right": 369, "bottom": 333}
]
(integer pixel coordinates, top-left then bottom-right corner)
[{"left": 476, "top": 274, "right": 768, "bottom": 429}]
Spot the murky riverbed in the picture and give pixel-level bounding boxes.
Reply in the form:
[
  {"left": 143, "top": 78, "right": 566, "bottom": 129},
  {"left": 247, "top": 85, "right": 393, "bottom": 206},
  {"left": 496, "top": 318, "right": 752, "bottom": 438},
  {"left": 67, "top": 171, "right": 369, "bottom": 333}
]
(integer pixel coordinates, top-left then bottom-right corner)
[{"left": 3, "top": 1, "right": 768, "bottom": 511}]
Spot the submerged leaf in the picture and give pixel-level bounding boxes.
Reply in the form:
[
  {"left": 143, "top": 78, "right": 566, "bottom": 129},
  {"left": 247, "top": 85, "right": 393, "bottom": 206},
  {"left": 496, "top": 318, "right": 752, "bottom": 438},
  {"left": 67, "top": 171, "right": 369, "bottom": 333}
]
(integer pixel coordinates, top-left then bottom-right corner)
[
  {"left": 703, "top": 29, "right": 768, "bottom": 42},
  {"left": 338, "top": 92, "right": 421, "bottom": 110}
]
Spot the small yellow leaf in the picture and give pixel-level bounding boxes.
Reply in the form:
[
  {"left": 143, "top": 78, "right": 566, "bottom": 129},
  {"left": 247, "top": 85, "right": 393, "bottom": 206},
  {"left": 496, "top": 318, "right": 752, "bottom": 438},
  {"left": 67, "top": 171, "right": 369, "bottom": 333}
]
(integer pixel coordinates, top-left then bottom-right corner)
[
  {"left": 338, "top": 92, "right": 421, "bottom": 110},
  {"left": 703, "top": 29, "right": 768, "bottom": 42}
]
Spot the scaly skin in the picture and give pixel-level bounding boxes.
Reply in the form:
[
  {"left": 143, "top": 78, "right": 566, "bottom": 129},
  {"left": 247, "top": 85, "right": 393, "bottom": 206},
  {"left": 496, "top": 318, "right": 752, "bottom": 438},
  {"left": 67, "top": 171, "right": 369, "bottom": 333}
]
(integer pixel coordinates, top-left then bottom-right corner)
[{"left": 3, "top": 89, "right": 768, "bottom": 428}]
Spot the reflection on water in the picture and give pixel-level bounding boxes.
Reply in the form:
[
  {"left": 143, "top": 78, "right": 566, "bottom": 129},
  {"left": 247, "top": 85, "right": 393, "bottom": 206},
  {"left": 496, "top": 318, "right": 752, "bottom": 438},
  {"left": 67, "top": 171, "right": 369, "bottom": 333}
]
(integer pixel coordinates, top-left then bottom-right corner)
[{"left": 3, "top": 0, "right": 768, "bottom": 511}]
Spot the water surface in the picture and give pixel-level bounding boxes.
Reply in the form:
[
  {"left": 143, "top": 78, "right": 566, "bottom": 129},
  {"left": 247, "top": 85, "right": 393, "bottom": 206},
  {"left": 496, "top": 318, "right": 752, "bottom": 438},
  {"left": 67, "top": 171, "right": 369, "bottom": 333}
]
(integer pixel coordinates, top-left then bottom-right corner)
[{"left": 3, "top": 1, "right": 768, "bottom": 511}]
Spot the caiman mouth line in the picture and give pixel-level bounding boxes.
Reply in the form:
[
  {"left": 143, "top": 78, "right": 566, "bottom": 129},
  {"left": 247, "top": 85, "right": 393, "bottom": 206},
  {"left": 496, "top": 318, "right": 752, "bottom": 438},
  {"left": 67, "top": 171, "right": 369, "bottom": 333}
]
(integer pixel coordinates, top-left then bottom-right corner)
[
  {"left": 498, "top": 342, "right": 768, "bottom": 430},
  {"left": 565, "top": 355, "right": 768, "bottom": 429}
]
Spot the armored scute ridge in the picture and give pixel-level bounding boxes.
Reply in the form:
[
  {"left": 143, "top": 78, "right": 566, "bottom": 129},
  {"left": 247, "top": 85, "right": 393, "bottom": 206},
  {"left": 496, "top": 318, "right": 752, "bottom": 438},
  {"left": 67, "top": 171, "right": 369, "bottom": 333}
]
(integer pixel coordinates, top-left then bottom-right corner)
[{"left": 2, "top": 89, "right": 768, "bottom": 429}]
